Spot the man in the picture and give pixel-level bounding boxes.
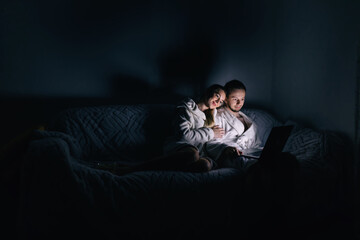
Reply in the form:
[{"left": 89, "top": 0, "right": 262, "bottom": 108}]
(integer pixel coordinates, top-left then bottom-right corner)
[
  {"left": 205, "top": 79, "right": 261, "bottom": 169},
  {"left": 207, "top": 80, "right": 298, "bottom": 236}
]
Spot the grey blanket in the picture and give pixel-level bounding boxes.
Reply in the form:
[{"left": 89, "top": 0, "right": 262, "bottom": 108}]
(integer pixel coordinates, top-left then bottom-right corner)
[{"left": 16, "top": 104, "right": 350, "bottom": 239}]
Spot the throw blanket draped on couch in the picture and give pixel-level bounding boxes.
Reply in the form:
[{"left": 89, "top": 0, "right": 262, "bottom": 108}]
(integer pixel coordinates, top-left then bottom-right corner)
[{"left": 16, "top": 104, "right": 352, "bottom": 239}]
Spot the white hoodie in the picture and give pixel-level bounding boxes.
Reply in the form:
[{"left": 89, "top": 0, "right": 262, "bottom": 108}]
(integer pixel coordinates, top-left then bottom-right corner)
[
  {"left": 204, "top": 107, "right": 262, "bottom": 161},
  {"left": 163, "top": 98, "right": 215, "bottom": 156}
]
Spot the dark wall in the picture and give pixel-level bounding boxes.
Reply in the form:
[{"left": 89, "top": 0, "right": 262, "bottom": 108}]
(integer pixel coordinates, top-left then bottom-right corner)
[
  {"left": 1, "top": 0, "right": 359, "bottom": 147},
  {"left": 0, "top": 0, "right": 277, "bottom": 146},
  {"left": 0, "top": 0, "right": 275, "bottom": 99},
  {"left": 272, "top": 0, "right": 360, "bottom": 141}
]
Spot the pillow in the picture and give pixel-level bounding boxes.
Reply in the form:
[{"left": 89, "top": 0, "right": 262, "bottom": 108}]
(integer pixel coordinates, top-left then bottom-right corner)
[
  {"left": 242, "top": 108, "right": 283, "bottom": 145},
  {"left": 282, "top": 120, "right": 322, "bottom": 162}
]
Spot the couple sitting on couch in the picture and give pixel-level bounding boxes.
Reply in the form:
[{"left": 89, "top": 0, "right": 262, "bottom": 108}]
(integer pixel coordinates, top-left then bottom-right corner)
[{"left": 113, "top": 79, "right": 261, "bottom": 175}]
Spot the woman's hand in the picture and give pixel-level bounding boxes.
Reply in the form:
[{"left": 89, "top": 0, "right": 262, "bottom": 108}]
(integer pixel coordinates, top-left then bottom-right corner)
[{"left": 212, "top": 125, "right": 225, "bottom": 139}]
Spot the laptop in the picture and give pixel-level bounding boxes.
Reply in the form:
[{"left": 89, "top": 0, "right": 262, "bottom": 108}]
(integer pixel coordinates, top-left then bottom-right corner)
[{"left": 241, "top": 125, "right": 294, "bottom": 160}]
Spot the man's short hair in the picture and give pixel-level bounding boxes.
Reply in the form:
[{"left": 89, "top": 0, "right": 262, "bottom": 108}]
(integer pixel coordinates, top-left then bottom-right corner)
[{"left": 224, "top": 79, "right": 246, "bottom": 96}]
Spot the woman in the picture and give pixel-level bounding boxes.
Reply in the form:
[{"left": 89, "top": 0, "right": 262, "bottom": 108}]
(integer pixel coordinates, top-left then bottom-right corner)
[{"left": 114, "top": 84, "right": 226, "bottom": 175}]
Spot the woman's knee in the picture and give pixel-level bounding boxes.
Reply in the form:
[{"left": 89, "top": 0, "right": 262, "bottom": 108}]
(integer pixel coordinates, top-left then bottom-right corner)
[
  {"left": 178, "top": 146, "right": 200, "bottom": 164},
  {"left": 190, "top": 158, "right": 212, "bottom": 172}
]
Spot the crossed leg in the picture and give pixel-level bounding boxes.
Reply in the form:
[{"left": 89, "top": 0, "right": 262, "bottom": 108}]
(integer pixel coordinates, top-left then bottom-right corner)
[{"left": 113, "top": 146, "right": 212, "bottom": 175}]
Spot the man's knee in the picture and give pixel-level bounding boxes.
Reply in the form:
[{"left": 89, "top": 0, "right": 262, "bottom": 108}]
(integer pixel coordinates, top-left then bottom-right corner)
[{"left": 218, "top": 148, "right": 237, "bottom": 168}]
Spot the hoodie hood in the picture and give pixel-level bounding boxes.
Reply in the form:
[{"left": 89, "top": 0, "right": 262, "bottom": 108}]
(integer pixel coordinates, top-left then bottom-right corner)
[{"left": 178, "top": 98, "right": 206, "bottom": 120}]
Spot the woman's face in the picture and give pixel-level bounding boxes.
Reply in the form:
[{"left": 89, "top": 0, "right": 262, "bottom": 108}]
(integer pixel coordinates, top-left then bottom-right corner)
[
  {"left": 207, "top": 89, "right": 226, "bottom": 109},
  {"left": 225, "top": 88, "right": 246, "bottom": 112}
]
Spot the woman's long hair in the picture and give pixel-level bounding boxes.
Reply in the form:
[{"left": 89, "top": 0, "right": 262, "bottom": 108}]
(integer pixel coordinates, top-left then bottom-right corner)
[{"left": 204, "top": 108, "right": 216, "bottom": 128}]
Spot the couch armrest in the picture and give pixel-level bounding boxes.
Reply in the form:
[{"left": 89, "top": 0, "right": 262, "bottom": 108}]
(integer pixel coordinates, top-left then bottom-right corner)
[{"left": 17, "top": 136, "right": 87, "bottom": 239}]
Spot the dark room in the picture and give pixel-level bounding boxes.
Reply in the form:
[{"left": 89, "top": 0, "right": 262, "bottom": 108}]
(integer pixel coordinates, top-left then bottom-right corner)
[{"left": 1, "top": 0, "right": 360, "bottom": 239}]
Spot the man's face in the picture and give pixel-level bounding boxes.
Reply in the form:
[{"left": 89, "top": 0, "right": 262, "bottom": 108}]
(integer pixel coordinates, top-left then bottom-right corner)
[{"left": 225, "top": 89, "right": 246, "bottom": 113}]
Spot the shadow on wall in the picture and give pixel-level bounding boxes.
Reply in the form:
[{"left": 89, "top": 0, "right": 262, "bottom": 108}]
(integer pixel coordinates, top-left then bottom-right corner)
[
  {"left": 157, "top": 40, "right": 216, "bottom": 100},
  {"left": 109, "top": 38, "right": 217, "bottom": 104},
  {"left": 109, "top": 74, "right": 183, "bottom": 105},
  {"left": 0, "top": 31, "right": 218, "bottom": 148}
]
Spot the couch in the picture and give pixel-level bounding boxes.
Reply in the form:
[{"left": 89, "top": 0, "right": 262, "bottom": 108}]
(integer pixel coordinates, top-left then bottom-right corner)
[{"left": 14, "top": 104, "right": 353, "bottom": 239}]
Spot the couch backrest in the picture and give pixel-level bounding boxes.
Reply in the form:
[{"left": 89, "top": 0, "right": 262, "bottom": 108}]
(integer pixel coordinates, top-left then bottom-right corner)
[
  {"left": 48, "top": 104, "right": 281, "bottom": 164},
  {"left": 48, "top": 104, "right": 176, "bottom": 164}
]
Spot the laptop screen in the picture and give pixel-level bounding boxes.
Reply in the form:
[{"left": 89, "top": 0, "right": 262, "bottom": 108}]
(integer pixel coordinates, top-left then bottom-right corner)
[
  {"left": 241, "top": 125, "right": 294, "bottom": 159},
  {"left": 259, "top": 125, "right": 294, "bottom": 159}
]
